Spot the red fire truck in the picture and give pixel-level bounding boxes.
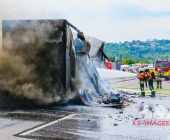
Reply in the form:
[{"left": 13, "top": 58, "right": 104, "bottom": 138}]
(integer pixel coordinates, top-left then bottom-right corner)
[{"left": 154, "top": 59, "right": 170, "bottom": 80}]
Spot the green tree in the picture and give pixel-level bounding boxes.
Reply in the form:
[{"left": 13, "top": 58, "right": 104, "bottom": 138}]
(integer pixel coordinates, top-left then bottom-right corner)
[
  {"left": 108, "top": 55, "right": 115, "bottom": 62},
  {"left": 121, "top": 58, "right": 138, "bottom": 64},
  {"left": 140, "top": 60, "right": 150, "bottom": 64},
  {"left": 104, "top": 39, "right": 170, "bottom": 62}
]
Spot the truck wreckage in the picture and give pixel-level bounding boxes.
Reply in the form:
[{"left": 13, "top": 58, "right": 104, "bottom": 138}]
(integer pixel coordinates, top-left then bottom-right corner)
[{"left": 1, "top": 19, "right": 130, "bottom": 107}]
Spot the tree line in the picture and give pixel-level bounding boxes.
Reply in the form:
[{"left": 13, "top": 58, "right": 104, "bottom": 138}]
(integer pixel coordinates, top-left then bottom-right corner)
[{"left": 104, "top": 39, "right": 170, "bottom": 64}]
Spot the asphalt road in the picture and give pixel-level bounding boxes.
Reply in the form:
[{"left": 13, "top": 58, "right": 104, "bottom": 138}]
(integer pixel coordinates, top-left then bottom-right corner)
[
  {"left": 17, "top": 98, "right": 170, "bottom": 140},
  {"left": 112, "top": 78, "right": 170, "bottom": 94},
  {"left": 1, "top": 79, "right": 170, "bottom": 140}
]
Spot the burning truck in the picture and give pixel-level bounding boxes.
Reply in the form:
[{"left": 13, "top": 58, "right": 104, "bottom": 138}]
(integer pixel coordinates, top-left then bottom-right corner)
[{"left": 1, "top": 19, "right": 123, "bottom": 107}]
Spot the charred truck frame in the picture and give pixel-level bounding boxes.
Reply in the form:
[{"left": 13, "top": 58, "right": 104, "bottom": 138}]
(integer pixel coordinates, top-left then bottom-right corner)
[
  {"left": 2, "top": 19, "right": 122, "bottom": 107},
  {"left": 2, "top": 20, "right": 76, "bottom": 96}
]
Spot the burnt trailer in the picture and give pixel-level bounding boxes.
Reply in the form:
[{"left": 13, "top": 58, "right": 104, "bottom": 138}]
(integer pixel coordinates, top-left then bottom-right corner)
[
  {"left": 2, "top": 19, "right": 77, "bottom": 106},
  {"left": 1, "top": 19, "right": 122, "bottom": 107},
  {"left": 2, "top": 19, "right": 76, "bottom": 93}
]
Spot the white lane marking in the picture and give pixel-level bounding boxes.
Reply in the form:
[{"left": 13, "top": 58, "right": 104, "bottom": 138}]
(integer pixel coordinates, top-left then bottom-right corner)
[{"left": 20, "top": 114, "right": 76, "bottom": 136}]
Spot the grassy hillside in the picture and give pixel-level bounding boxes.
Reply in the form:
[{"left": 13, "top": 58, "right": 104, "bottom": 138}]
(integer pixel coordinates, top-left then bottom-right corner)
[{"left": 104, "top": 39, "right": 170, "bottom": 62}]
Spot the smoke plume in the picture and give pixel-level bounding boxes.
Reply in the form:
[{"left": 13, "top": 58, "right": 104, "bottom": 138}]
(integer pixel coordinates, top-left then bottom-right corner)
[{"left": 0, "top": 21, "right": 65, "bottom": 105}]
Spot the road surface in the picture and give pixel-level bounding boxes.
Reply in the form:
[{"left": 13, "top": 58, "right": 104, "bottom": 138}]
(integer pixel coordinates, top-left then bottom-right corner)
[
  {"left": 112, "top": 78, "right": 170, "bottom": 94},
  {"left": 1, "top": 79, "right": 170, "bottom": 140}
]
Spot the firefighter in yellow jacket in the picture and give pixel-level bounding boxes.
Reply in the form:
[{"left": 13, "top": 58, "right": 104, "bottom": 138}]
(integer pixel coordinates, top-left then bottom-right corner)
[
  {"left": 137, "top": 69, "right": 145, "bottom": 97},
  {"left": 146, "top": 68, "right": 156, "bottom": 97},
  {"left": 156, "top": 69, "right": 163, "bottom": 89}
]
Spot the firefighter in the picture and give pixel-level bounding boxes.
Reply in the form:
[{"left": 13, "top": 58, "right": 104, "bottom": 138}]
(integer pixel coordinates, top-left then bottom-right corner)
[
  {"left": 156, "top": 69, "right": 163, "bottom": 89},
  {"left": 146, "top": 68, "right": 156, "bottom": 97},
  {"left": 144, "top": 68, "right": 148, "bottom": 88},
  {"left": 137, "top": 69, "right": 145, "bottom": 97}
]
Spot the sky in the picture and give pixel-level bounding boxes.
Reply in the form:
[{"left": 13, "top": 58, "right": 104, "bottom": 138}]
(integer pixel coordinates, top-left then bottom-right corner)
[{"left": 0, "top": 0, "right": 170, "bottom": 43}]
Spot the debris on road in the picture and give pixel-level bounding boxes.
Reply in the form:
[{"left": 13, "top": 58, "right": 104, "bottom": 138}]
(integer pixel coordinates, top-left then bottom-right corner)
[{"left": 113, "top": 123, "right": 118, "bottom": 126}]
